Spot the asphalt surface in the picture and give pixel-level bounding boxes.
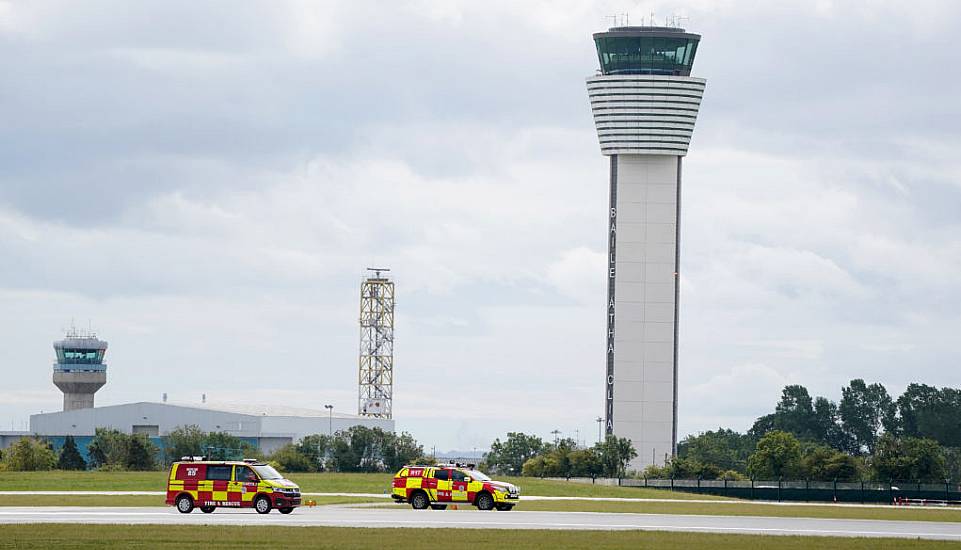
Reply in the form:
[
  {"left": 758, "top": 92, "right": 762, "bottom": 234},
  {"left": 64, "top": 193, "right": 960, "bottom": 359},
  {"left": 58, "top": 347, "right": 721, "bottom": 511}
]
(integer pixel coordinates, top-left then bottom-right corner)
[{"left": 1, "top": 506, "right": 961, "bottom": 540}]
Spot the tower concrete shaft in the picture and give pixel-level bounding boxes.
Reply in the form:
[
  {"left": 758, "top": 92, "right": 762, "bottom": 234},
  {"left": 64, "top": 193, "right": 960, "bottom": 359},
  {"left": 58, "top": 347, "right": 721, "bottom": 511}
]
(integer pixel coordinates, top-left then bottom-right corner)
[
  {"left": 53, "top": 371, "right": 106, "bottom": 411},
  {"left": 587, "top": 26, "right": 706, "bottom": 470}
]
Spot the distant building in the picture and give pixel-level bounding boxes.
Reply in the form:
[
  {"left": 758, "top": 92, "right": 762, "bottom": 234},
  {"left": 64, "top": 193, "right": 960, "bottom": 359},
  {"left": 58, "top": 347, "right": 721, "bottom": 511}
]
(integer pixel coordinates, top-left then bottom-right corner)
[{"left": 26, "top": 401, "right": 392, "bottom": 460}]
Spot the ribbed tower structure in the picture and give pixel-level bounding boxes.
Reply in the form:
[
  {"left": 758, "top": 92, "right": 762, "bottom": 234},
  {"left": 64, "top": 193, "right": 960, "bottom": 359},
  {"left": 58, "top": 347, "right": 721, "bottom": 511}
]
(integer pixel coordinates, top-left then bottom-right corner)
[
  {"left": 587, "top": 26, "right": 706, "bottom": 469},
  {"left": 52, "top": 328, "right": 108, "bottom": 411}
]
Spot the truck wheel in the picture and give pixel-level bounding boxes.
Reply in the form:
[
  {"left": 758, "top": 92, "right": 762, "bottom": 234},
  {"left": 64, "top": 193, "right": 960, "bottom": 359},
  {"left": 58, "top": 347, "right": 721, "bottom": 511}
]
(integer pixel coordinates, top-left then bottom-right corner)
[
  {"left": 255, "top": 495, "right": 272, "bottom": 514},
  {"left": 496, "top": 504, "right": 514, "bottom": 511},
  {"left": 475, "top": 492, "right": 494, "bottom": 511},
  {"left": 410, "top": 491, "right": 429, "bottom": 510},
  {"left": 279, "top": 507, "right": 294, "bottom": 514},
  {"left": 429, "top": 504, "right": 447, "bottom": 510},
  {"left": 200, "top": 506, "right": 215, "bottom": 514},
  {"left": 175, "top": 494, "right": 194, "bottom": 514}
]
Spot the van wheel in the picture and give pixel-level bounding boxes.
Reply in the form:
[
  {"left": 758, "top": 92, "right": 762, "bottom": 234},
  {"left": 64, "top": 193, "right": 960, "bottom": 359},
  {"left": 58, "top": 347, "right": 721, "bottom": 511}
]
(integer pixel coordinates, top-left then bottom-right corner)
[
  {"left": 200, "top": 506, "right": 215, "bottom": 514},
  {"left": 475, "top": 492, "right": 494, "bottom": 511},
  {"left": 429, "top": 504, "right": 447, "bottom": 510},
  {"left": 496, "top": 504, "right": 514, "bottom": 511},
  {"left": 279, "top": 507, "right": 294, "bottom": 514},
  {"left": 410, "top": 491, "right": 429, "bottom": 510},
  {"left": 254, "top": 495, "right": 272, "bottom": 514},
  {"left": 175, "top": 494, "right": 194, "bottom": 514}
]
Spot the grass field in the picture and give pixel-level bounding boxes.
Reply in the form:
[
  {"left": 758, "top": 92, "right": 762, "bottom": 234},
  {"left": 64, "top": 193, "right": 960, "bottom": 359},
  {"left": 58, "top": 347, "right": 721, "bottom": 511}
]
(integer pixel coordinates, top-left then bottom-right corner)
[
  {"left": 0, "top": 471, "right": 718, "bottom": 500},
  {"left": 516, "top": 499, "right": 961, "bottom": 524},
  {"left": 0, "top": 495, "right": 381, "bottom": 507},
  {"left": 0, "top": 524, "right": 956, "bottom": 549}
]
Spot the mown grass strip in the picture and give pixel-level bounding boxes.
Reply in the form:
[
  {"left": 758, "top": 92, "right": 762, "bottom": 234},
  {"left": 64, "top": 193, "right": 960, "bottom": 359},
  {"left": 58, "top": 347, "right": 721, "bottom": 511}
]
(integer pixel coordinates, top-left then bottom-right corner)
[
  {"left": 0, "top": 524, "right": 956, "bottom": 549},
  {"left": 516, "top": 499, "right": 961, "bottom": 523},
  {"left": 0, "top": 495, "right": 381, "bottom": 507}
]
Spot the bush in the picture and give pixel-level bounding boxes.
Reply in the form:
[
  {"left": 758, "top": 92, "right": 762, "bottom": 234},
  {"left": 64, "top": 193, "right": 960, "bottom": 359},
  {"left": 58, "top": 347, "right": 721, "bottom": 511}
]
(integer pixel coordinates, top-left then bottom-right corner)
[
  {"left": 88, "top": 428, "right": 158, "bottom": 470},
  {"left": 1, "top": 438, "right": 57, "bottom": 471},
  {"left": 270, "top": 444, "right": 316, "bottom": 473}
]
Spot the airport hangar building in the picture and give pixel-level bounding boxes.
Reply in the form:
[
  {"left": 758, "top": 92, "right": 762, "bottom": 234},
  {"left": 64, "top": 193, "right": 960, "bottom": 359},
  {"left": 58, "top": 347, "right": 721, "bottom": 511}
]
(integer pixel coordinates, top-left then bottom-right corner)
[{"left": 1, "top": 402, "right": 393, "bottom": 461}]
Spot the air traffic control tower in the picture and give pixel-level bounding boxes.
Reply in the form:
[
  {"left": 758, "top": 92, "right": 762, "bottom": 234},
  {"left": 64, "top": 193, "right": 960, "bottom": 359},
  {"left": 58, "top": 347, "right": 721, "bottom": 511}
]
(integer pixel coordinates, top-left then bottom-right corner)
[
  {"left": 52, "top": 329, "right": 108, "bottom": 411},
  {"left": 587, "top": 26, "right": 705, "bottom": 468}
]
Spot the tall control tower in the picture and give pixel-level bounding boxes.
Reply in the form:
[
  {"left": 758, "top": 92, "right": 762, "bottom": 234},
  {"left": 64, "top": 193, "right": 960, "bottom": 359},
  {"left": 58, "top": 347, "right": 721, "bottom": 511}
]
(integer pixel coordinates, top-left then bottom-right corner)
[
  {"left": 52, "top": 328, "right": 108, "bottom": 411},
  {"left": 587, "top": 26, "right": 706, "bottom": 468}
]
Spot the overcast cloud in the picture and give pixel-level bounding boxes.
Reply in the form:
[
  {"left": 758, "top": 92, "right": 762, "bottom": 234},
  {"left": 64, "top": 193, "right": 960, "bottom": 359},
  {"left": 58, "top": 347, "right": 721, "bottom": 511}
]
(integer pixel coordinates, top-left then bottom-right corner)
[{"left": 2, "top": 0, "right": 960, "bottom": 452}]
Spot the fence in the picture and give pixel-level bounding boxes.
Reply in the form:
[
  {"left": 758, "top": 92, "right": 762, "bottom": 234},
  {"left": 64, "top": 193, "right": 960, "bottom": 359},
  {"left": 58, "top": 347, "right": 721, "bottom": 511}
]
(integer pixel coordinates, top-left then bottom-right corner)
[{"left": 615, "top": 478, "right": 961, "bottom": 503}]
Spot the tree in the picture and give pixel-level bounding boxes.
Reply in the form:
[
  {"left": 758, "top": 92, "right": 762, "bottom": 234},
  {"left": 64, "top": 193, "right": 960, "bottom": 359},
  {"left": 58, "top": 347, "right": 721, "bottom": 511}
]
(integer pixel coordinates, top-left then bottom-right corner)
[
  {"left": 812, "top": 397, "right": 855, "bottom": 452},
  {"left": 678, "top": 428, "right": 755, "bottom": 473},
  {"left": 872, "top": 435, "right": 946, "bottom": 482},
  {"left": 896, "top": 384, "right": 961, "bottom": 447},
  {"left": 839, "top": 379, "right": 894, "bottom": 455},
  {"left": 126, "top": 434, "right": 158, "bottom": 471},
  {"left": 270, "top": 443, "right": 316, "bottom": 472},
  {"left": 773, "top": 385, "right": 818, "bottom": 440},
  {"left": 594, "top": 435, "right": 637, "bottom": 477},
  {"left": 87, "top": 428, "right": 131, "bottom": 469},
  {"left": 747, "top": 431, "right": 801, "bottom": 479},
  {"left": 382, "top": 431, "right": 423, "bottom": 471},
  {"left": 57, "top": 435, "right": 87, "bottom": 471},
  {"left": 295, "top": 434, "right": 332, "bottom": 471},
  {"left": 485, "top": 433, "right": 546, "bottom": 476},
  {"left": 163, "top": 425, "right": 206, "bottom": 464},
  {"left": 330, "top": 426, "right": 394, "bottom": 472},
  {"left": 203, "top": 431, "right": 251, "bottom": 460},
  {"left": 800, "top": 444, "right": 862, "bottom": 481},
  {"left": 568, "top": 448, "right": 601, "bottom": 478},
  {"left": 521, "top": 455, "right": 547, "bottom": 477},
  {"left": 0, "top": 438, "right": 57, "bottom": 471}
]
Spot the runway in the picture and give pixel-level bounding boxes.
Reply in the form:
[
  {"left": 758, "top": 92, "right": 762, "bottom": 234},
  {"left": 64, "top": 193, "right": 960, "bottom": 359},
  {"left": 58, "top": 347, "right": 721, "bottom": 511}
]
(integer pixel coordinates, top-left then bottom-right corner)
[{"left": 2, "top": 506, "right": 961, "bottom": 540}]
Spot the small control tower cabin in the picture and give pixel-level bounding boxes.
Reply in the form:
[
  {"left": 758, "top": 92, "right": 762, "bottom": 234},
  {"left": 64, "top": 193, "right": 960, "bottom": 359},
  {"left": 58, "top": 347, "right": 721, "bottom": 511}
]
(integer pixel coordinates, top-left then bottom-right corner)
[{"left": 52, "top": 328, "right": 108, "bottom": 411}]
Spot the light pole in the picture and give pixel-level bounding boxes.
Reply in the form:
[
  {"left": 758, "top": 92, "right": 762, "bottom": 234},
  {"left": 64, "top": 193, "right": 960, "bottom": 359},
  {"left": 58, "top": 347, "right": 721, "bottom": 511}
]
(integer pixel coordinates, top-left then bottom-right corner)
[
  {"left": 551, "top": 429, "right": 561, "bottom": 445},
  {"left": 324, "top": 404, "right": 333, "bottom": 437},
  {"left": 596, "top": 417, "right": 603, "bottom": 444}
]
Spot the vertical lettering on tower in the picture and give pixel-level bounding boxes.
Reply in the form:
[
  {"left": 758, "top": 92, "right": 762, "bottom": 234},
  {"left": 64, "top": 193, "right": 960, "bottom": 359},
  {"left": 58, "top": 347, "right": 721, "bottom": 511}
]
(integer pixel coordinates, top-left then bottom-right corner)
[{"left": 605, "top": 155, "right": 617, "bottom": 435}]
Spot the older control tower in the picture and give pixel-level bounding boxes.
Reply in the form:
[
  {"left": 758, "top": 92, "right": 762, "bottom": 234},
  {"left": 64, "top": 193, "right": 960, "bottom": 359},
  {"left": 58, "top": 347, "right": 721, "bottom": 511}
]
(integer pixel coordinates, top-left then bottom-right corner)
[
  {"left": 587, "top": 25, "right": 706, "bottom": 468},
  {"left": 52, "top": 328, "right": 108, "bottom": 411}
]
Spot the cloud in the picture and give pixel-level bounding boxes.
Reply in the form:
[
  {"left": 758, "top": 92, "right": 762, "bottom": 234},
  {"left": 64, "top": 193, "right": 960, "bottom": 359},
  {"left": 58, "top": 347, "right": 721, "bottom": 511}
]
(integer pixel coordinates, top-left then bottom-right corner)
[{"left": 2, "top": 0, "right": 961, "bottom": 451}]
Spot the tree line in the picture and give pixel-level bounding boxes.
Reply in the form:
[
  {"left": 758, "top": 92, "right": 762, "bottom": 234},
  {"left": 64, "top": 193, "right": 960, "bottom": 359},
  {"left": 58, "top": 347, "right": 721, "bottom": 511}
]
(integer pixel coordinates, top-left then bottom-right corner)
[
  {"left": 0, "top": 425, "right": 426, "bottom": 473},
  {"left": 657, "top": 380, "right": 961, "bottom": 482},
  {"left": 482, "top": 432, "right": 638, "bottom": 478}
]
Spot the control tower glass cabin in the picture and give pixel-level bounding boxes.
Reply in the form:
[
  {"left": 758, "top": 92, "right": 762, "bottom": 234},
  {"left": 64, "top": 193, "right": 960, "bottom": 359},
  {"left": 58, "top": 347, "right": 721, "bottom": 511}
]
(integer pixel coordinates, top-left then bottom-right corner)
[
  {"left": 587, "top": 26, "right": 706, "bottom": 469},
  {"left": 52, "top": 331, "right": 108, "bottom": 411}
]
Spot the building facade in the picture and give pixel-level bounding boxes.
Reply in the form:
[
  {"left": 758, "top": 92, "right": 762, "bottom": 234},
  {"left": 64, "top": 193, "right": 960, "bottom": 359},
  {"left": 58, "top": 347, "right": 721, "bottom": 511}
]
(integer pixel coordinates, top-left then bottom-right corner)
[{"left": 587, "top": 26, "right": 706, "bottom": 468}]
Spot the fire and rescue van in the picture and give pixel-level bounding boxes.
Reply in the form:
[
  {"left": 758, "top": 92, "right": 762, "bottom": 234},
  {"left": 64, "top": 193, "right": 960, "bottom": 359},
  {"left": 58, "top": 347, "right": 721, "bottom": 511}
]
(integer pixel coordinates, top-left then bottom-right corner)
[
  {"left": 166, "top": 458, "right": 302, "bottom": 514},
  {"left": 391, "top": 463, "right": 520, "bottom": 511}
]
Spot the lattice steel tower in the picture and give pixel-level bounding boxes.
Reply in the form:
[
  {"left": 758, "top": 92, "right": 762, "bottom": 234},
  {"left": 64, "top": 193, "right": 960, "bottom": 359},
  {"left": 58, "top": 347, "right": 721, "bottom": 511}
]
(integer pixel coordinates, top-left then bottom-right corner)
[{"left": 358, "top": 268, "right": 394, "bottom": 418}]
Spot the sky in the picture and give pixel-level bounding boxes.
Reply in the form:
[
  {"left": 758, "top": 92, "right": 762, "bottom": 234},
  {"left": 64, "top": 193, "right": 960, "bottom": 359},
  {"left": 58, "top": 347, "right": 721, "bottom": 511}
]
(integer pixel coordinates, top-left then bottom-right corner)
[{"left": 2, "top": 0, "right": 960, "bottom": 453}]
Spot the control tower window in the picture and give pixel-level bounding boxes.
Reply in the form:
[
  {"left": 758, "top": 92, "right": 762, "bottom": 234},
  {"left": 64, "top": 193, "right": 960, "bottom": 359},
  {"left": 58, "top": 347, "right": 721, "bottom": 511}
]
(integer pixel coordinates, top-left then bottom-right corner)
[
  {"left": 595, "top": 36, "right": 699, "bottom": 76},
  {"left": 59, "top": 349, "right": 104, "bottom": 364}
]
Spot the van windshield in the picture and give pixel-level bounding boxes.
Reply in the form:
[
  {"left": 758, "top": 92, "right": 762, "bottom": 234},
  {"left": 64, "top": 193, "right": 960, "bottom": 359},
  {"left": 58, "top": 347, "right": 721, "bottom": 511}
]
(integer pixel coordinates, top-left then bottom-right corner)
[
  {"left": 251, "top": 464, "right": 283, "bottom": 480},
  {"left": 465, "top": 469, "right": 491, "bottom": 481}
]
